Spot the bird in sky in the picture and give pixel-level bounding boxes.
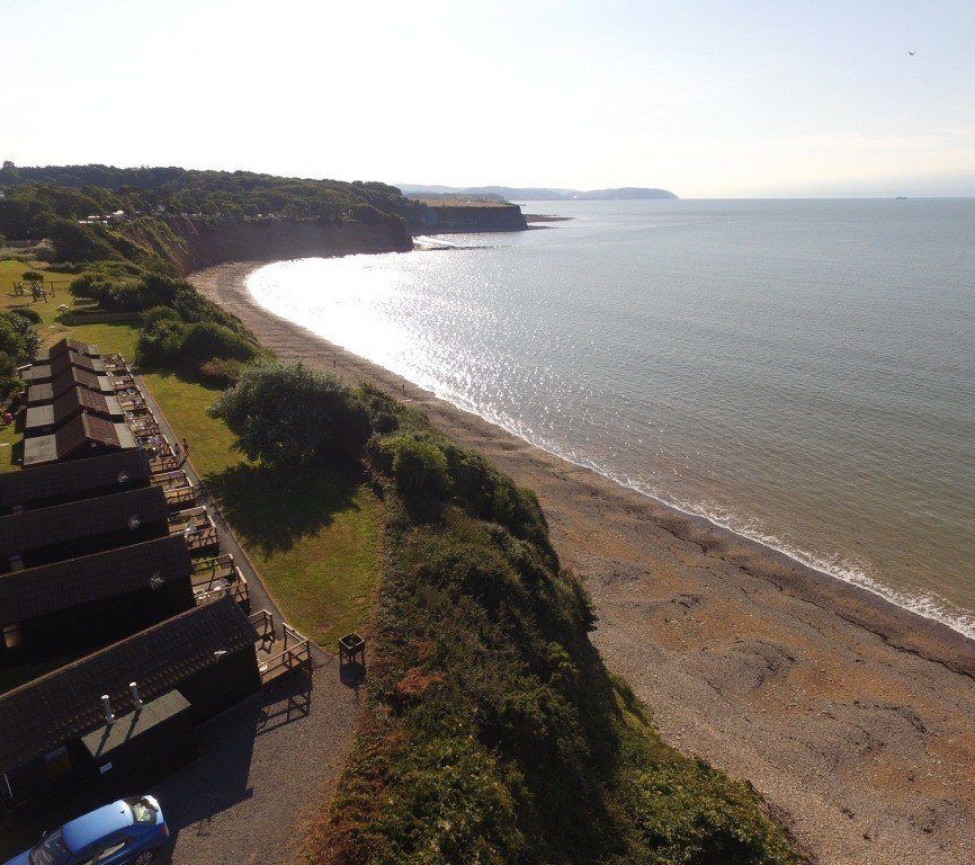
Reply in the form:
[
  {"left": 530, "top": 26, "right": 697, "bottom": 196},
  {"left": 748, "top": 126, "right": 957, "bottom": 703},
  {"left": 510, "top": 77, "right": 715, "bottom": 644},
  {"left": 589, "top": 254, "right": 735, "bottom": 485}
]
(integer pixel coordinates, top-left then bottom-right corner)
[{"left": 908, "top": 51, "right": 916, "bottom": 56}]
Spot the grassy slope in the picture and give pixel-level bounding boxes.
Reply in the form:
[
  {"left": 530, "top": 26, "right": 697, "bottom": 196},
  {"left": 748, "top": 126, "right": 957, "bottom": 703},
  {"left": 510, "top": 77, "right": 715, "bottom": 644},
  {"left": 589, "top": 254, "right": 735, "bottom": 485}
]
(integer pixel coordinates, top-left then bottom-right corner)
[{"left": 0, "top": 259, "right": 382, "bottom": 650}]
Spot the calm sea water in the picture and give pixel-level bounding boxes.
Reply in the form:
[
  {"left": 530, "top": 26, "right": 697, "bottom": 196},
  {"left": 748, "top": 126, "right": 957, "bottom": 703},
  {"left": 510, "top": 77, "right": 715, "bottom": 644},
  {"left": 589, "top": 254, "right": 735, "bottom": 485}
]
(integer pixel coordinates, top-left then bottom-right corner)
[{"left": 248, "top": 199, "right": 975, "bottom": 636}]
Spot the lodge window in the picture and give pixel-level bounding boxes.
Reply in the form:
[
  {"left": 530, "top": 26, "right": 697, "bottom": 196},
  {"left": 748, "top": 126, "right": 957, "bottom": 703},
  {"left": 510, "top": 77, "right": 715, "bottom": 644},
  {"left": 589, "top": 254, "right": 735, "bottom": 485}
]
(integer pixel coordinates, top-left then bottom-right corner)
[{"left": 2, "top": 624, "right": 21, "bottom": 650}]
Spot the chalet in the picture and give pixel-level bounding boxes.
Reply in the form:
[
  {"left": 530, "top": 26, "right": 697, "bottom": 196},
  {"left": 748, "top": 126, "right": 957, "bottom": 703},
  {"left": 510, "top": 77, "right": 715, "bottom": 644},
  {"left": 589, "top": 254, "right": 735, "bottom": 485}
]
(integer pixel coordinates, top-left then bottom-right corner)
[
  {"left": 23, "top": 414, "right": 137, "bottom": 468},
  {"left": 0, "top": 597, "right": 261, "bottom": 818},
  {"left": 33, "top": 338, "right": 100, "bottom": 364},
  {"left": 22, "top": 351, "right": 107, "bottom": 385},
  {"left": 24, "top": 387, "right": 124, "bottom": 438},
  {"left": 0, "top": 451, "right": 152, "bottom": 515},
  {"left": 27, "top": 367, "right": 115, "bottom": 407},
  {"left": 0, "top": 485, "right": 169, "bottom": 574},
  {"left": 0, "top": 535, "right": 195, "bottom": 667}
]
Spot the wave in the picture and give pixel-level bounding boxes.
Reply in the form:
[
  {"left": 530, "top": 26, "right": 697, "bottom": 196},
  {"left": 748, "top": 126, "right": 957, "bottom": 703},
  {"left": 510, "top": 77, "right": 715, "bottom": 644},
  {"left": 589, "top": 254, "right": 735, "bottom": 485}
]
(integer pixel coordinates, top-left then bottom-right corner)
[{"left": 343, "top": 339, "right": 975, "bottom": 642}]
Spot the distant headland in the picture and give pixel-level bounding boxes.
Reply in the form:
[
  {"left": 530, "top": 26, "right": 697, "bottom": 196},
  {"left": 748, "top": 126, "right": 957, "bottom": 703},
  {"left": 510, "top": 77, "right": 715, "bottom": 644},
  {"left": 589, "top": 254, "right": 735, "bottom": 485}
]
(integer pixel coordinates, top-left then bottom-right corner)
[{"left": 400, "top": 184, "right": 679, "bottom": 201}]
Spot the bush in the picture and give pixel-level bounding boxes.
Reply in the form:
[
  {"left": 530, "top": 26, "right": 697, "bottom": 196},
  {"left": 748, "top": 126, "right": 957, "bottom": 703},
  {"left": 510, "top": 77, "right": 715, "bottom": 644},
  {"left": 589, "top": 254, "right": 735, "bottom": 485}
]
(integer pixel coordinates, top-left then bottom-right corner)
[
  {"left": 382, "top": 434, "right": 451, "bottom": 501},
  {"left": 21, "top": 269, "right": 44, "bottom": 282},
  {"left": 208, "top": 363, "right": 372, "bottom": 465},
  {"left": 0, "top": 312, "right": 39, "bottom": 362},
  {"left": 136, "top": 318, "right": 186, "bottom": 366},
  {"left": 198, "top": 358, "right": 246, "bottom": 387},
  {"left": 0, "top": 353, "right": 21, "bottom": 399},
  {"left": 48, "top": 218, "right": 118, "bottom": 263},
  {"left": 180, "top": 321, "right": 257, "bottom": 365},
  {"left": 9, "top": 307, "right": 41, "bottom": 324},
  {"left": 142, "top": 305, "right": 181, "bottom": 330}
]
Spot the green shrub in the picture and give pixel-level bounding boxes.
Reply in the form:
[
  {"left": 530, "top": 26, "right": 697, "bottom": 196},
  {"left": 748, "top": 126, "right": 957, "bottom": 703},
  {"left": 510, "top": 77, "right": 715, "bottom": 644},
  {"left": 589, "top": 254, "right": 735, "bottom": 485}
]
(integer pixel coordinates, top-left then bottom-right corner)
[
  {"left": 180, "top": 321, "right": 257, "bottom": 365},
  {"left": 142, "top": 305, "right": 181, "bottom": 330},
  {"left": 198, "top": 358, "right": 246, "bottom": 387},
  {"left": 9, "top": 307, "right": 41, "bottom": 324},
  {"left": 208, "top": 362, "right": 371, "bottom": 465},
  {"left": 136, "top": 318, "right": 186, "bottom": 366},
  {"left": 387, "top": 435, "right": 451, "bottom": 501},
  {"left": 0, "top": 312, "right": 39, "bottom": 362},
  {"left": 21, "top": 269, "right": 44, "bottom": 282}
]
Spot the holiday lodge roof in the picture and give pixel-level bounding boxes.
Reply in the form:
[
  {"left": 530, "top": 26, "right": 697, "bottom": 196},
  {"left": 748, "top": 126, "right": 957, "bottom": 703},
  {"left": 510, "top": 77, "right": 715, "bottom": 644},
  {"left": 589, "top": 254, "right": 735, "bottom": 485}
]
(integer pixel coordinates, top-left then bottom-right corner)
[
  {"left": 23, "top": 415, "right": 137, "bottom": 467},
  {"left": 0, "top": 596, "right": 256, "bottom": 774},
  {"left": 0, "top": 450, "right": 151, "bottom": 514},
  {"left": 24, "top": 387, "right": 123, "bottom": 435},
  {"left": 0, "top": 535, "right": 193, "bottom": 623},
  {"left": 0, "top": 485, "right": 168, "bottom": 564}
]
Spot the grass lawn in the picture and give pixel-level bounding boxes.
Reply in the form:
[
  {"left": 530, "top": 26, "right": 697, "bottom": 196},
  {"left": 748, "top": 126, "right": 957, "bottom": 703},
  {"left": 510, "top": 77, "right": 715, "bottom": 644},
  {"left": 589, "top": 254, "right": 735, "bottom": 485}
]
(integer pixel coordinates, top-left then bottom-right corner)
[{"left": 0, "top": 259, "right": 383, "bottom": 650}]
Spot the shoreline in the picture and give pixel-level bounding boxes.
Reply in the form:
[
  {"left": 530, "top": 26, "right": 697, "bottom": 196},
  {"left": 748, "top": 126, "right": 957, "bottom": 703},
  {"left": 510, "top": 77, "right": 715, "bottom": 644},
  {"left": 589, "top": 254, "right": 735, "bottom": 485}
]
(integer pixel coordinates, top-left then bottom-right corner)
[{"left": 193, "top": 260, "right": 975, "bottom": 864}]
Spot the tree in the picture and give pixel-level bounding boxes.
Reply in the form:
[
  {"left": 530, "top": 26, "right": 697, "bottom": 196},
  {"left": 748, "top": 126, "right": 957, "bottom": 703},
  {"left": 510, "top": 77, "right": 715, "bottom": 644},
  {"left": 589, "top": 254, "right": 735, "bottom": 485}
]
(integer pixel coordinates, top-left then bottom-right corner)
[{"left": 207, "top": 363, "right": 371, "bottom": 465}]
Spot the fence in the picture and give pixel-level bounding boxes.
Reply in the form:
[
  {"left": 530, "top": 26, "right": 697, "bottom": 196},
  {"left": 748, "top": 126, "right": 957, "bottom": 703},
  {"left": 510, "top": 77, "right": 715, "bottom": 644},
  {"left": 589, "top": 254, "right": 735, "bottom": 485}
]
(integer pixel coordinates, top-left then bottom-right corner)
[
  {"left": 248, "top": 610, "right": 312, "bottom": 684},
  {"left": 60, "top": 311, "right": 143, "bottom": 325}
]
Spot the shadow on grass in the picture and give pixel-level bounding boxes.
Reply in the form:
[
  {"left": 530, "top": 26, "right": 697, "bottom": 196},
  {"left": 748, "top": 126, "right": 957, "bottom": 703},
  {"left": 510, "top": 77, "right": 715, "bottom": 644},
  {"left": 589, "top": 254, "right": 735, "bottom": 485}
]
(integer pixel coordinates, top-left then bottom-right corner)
[{"left": 205, "top": 459, "right": 362, "bottom": 556}]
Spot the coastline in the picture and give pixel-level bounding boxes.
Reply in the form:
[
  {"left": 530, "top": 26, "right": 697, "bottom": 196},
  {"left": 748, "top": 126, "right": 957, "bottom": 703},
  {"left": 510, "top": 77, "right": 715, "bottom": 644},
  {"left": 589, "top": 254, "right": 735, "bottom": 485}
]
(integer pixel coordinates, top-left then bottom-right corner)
[{"left": 193, "top": 260, "right": 975, "bottom": 864}]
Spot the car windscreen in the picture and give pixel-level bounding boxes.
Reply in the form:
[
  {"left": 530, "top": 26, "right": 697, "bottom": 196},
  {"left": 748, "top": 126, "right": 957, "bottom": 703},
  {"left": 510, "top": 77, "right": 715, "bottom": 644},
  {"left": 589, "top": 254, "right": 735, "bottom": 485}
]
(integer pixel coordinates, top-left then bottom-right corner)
[
  {"left": 30, "top": 829, "right": 72, "bottom": 865},
  {"left": 127, "top": 798, "right": 157, "bottom": 825}
]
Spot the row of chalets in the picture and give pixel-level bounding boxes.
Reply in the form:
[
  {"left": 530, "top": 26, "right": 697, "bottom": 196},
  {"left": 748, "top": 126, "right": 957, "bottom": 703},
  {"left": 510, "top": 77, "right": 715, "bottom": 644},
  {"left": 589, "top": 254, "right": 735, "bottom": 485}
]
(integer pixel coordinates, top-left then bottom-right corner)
[{"left": 0, "top": 338, "right": 311, "bottom": 821}]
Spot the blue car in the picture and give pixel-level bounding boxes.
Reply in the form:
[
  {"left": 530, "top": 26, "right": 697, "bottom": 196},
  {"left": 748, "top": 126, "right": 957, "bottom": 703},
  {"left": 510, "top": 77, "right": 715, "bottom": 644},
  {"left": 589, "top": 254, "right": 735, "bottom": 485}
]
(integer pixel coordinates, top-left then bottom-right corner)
[{"left": 4, "top": 796, "right": 169, "bottom": 865}]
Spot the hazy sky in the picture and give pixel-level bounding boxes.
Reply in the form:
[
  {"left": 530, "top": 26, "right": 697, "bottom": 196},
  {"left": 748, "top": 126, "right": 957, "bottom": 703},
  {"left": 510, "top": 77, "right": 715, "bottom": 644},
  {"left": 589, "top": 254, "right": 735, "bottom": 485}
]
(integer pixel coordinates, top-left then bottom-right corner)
[{"left": 3, "top": 0, "right": 974, "bottom": 197}]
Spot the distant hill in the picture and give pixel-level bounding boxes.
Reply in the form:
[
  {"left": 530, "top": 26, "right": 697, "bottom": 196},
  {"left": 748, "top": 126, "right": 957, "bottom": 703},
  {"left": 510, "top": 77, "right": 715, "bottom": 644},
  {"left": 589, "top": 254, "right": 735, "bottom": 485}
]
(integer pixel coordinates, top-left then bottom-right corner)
[{"left": 399, "top": 184, "right": 678, "bottom": 201}]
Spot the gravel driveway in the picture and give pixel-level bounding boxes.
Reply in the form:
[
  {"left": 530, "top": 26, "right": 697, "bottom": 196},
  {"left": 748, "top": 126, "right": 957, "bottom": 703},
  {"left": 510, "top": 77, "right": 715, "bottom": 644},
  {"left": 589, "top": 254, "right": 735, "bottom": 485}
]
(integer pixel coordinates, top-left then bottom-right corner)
[{"left": 152, "top": 660, "right": 362, "bottom": 865}]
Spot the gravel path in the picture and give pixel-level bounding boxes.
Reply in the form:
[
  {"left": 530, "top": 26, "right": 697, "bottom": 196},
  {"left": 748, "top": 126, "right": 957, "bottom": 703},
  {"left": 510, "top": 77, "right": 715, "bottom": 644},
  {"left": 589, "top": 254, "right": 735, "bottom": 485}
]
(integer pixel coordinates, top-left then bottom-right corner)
[{"left": 152, "top": 665, "right": 362, "bottom": 865}]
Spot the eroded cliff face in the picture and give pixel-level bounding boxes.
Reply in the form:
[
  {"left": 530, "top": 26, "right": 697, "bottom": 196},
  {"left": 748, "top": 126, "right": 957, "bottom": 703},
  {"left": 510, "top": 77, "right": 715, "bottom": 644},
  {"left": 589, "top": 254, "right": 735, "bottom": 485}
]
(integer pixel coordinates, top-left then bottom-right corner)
[
  {"left": 125, "top": 217, "right": 413, "bottom": 275},
  {"left": 416, "top": 204, "right": 528, "bottom": 233}
]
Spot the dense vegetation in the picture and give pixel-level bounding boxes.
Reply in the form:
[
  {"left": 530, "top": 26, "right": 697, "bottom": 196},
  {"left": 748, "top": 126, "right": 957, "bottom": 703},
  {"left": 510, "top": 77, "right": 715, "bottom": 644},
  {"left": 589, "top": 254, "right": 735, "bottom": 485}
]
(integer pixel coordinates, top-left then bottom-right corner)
[
  {"left": 0, "top": 306, "right": 40, "bottom": 397},
  {"left": 216, "top": 365, "right": 802, "bottom": 865},
  {"left": 56, "top": 259, "right": 265, "bottom": 382},
  {"left": 0, "top": 162, "right": 422, "bottom": 248}
]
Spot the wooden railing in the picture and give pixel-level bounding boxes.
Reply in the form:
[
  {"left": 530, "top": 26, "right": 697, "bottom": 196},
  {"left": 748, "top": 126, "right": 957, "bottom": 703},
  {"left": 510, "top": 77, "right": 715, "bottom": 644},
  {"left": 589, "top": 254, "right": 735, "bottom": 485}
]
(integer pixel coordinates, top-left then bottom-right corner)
[
  {"left": 261, "top": 624, "right": 312, "bottom": 684},
  {"left": 193, "top": 554, "right": 248, "bottom": 608},
  {"left": 249, "top": 610, "right": 312, "bottom": 684},
  {"left": 170, "top": 507, "right": 218, "bottom": 555}
]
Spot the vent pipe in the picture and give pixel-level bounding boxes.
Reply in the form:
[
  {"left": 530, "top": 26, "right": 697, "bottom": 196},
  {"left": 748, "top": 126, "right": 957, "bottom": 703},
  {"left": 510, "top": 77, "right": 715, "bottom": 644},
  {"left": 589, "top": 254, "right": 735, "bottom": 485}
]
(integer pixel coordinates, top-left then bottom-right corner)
[
  {"left": 129, "top": 682, "right": 143, "bottom": 711},
  {"left": 101, "top": 695, "right": 115, "bottom": 725}
]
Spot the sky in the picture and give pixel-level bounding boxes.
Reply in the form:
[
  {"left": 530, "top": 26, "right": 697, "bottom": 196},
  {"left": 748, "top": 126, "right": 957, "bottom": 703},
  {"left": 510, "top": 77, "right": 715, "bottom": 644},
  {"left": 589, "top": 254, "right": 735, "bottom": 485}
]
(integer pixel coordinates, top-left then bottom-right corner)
[{"left": 2, "top": 0, "right": 974, "bottom": 198}]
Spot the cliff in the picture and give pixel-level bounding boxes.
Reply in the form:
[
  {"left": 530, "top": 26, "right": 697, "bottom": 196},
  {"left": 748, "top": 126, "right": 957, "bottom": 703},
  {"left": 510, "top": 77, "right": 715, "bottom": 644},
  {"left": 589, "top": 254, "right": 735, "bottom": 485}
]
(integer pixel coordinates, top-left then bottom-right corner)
[
  {"left": 415, "top": 203, "right": 528, "bottom": 233},
  {"left": 122, "top": 217, "right": 413, "bottom": 275}
]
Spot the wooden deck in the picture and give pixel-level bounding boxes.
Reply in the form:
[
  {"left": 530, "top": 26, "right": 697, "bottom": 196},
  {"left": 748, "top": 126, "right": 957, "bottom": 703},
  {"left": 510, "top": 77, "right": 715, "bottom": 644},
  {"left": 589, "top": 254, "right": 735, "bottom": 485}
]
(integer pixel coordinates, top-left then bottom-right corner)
[
  {"left": 152, "top": 469, "right": 197, "bottom": 508},
  {"left": 250, "top": 610, "right": 312, "bottom": 685},
  {"left": 169, "top": 506, "right": 219, "bottom": 555},
  {"left": 193, "top": 554, "right": 249, "bottom": 609}
]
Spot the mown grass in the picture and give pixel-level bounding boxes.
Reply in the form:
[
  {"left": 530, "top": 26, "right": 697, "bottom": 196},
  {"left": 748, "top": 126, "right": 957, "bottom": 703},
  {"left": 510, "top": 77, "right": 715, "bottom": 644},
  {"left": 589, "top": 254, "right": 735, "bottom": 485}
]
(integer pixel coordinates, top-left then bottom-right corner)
[{"left": 0, "top": 261, "right": 383, "bottom": 651}]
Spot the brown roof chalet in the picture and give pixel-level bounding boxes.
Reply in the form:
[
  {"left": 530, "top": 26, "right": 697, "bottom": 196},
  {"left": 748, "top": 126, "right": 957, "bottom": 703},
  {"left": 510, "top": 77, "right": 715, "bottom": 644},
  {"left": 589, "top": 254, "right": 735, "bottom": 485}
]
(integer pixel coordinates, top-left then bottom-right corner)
[
  {"left": 24, "top": 388, "right": 123, "bottom": 436},
  {"left": 34, "top": 338, "right": 100, "bottom": 364},
  {"left": 0, "top": 485, "right": 168, "bottom": 564},
  {"left": 0, "top": 451, "right": 152, "bottom": 514},
  {"left": 23, "top": 415, "right": 137, "bottom": 467},
  {"left": 27, "top": 369, "right": 114, "bottom": 407},
  {"left": 0, "top": 535, "right": 193, "bottom": 623},
  {"left": 22, "top": 352, "right": 106, "bottom": 385},
  {"left": 0, "top": 596, "right": 256, "bottom": 774}
]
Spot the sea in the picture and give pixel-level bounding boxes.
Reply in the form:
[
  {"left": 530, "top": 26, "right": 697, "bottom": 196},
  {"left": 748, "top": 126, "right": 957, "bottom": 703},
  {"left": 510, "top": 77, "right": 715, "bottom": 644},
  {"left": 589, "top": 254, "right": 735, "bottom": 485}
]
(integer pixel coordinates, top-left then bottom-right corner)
[{"left": 247, "top": 199, "right": 975, "bottom": 637}]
